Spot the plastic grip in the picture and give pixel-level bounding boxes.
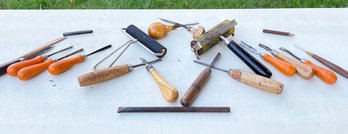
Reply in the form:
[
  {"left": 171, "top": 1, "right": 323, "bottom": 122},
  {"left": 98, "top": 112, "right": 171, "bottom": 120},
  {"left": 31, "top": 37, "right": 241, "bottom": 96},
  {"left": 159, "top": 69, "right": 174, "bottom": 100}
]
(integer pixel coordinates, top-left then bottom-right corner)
[
  {"left": 48, "top": 55, "right": 85, "bottom": 75},
  {"left": 262, "top": 54, "right": 296, "bottom": 76},
  {"left": 17, "top": 59, "right": 55, "bottom": 80},
  {"left": 304, "top": 60, "right": 337, "bottom": 84},
  {"left": 7, "top": 56, "right": 45, "bottom": 76}
]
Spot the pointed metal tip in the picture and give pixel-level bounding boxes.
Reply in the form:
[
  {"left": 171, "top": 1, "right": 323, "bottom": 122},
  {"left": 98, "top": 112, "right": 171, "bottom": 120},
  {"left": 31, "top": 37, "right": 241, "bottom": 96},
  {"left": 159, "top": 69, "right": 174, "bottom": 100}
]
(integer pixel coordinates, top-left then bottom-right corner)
[{"left": 279, "top": 47, "right": 287, "bottom": 51}]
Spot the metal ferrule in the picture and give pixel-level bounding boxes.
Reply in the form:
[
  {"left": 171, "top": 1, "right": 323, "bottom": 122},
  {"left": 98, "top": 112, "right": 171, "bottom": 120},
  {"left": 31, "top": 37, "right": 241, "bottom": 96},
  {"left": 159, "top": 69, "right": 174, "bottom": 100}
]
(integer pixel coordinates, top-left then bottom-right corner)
[
  {"left": 270, "top": 50, "right": 279, "bottom": 57},
  {"left": 145, "top": 64, "right": 154, "bottom": 72}
]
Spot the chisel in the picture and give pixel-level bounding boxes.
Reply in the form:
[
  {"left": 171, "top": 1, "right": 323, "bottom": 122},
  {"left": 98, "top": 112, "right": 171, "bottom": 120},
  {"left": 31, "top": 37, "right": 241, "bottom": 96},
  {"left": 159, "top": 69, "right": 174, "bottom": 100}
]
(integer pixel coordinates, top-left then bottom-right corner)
[
  {"left": 294, "top": 44, "right": 348, "bottom": 79},
  {"left": 78, "top": 59, "right": 162, "bottom": 87},
  {"left": 280, "top": 47, "right": 337, "bottom": 84},
  {"left": 258, "top": 43, "right": 314, "bottom": 80},
  {"left": 48, "top": 45, "right": 112, "bottom": 75},
  {"left": 239, "top": 41, "right": 296, "bottom": 76},
  {"left": 194, "top": 60, "right": 283, "bottom": 94},
  {"left": 117, "top": 107, "right": 230, "bottom": 113},
  {"left": 7, "top": 46, "right": 73, "bottom": 76},
  {"left": 180, "top": 53, "right": 221, "bottom": 107},
  {"left": 17, "top": 48, "right": 84, "bottom": 80},
  {"left": 220, "top": 36, "right": 272, "bottom": 78}
]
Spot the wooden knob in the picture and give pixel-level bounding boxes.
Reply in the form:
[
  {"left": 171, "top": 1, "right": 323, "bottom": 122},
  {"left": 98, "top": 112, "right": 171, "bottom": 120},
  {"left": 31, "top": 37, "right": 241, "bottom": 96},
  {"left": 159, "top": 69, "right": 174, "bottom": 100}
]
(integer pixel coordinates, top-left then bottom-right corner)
[
  {"left": 189, "top": 26, "right": 205, "bottom": 40},
  {"left": 277, "top": 53, "right": 314, "bottom": 79},
  {"left": 148, "top": 22, "right": 174, "bottom": 40}
]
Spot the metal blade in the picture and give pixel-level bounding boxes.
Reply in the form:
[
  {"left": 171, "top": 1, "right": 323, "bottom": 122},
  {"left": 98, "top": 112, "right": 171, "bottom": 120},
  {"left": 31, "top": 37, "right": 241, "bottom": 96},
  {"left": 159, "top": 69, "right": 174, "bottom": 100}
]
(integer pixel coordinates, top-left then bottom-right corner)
[
  {"left": 258, "top": 43, "right": 272, "bottom": 52},
  {"left": 208, "top": 52, "right": 221, "bottom": 68},
  {"left": 193, "top": 60, "right": 229, "bottom": 73},
  {"left": 46, "top": 46, "right": 73, "bottom": 57},
  {"left": 132, "top": 59, "right": 162, "bottom": 68},
  {"left": 24, "top": 46, "right": 54, "bottom": 60},
  {"left": 279, "top": 47, "right": 302, "bottom": 61},
  {"left": 86, "top": 44, "right": 112, "bottom": 57},
  {"left": 57, "top": 48, "right": 84, "bottom": 61},
  {"left": 240, "top": 41, "right": 262, "bottom": 56}
]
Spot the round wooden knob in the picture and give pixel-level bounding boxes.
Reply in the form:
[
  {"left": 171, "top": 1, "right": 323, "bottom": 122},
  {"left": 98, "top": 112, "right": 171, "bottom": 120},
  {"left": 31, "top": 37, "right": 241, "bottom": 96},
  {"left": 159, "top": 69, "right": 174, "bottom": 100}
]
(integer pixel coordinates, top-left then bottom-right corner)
[{"left": 148, "top": 22, "right": 173, "bottom": 40}]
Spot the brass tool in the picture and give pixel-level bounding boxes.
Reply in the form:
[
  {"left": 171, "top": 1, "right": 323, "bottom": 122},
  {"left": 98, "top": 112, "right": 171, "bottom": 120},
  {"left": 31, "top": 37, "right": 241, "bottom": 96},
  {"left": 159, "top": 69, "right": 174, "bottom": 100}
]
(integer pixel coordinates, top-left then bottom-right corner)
[
  {"left": 117, "top": 107, "right": 230, "bottom": 113},
  {"left": 258, "top": 43, "right": 314, "bottom": 79},
  {"left": 141, "top": 58, "right": 178, "bottom": 102},
  {"left": 294, "top": 44, "right": 348, "bottom": 79},
  {"left": 181, "top": 53, "right": 221, "bottom": 107},
  {"left": 194, "top": 60, "right": 283, "bottom": 94},
  {"left": 280, "top": 47, "right": 337, "bottom": 84}
]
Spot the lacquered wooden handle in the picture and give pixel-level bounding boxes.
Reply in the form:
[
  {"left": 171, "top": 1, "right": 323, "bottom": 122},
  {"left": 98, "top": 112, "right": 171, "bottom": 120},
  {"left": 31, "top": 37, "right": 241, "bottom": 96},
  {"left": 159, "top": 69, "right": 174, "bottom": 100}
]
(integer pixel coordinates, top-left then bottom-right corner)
[
  {"left": 189, "top": 26, "right": 205, "bottom": 40},
  {"left": 17, "top": 59, "right": 55, "bottom": 80},
  {"left": 78, "top": 65, "right": 131, "bottom": 87},
  {"left": 304, "top": 60, "right": 337, "bottom": 84},
  {"left": 181, "top": 68, "right": 211, "bottom": 107},
  {"left": 48, "top": 55, "right": 85, "bottom": 75},
  {"left": 229, "top": 69, "right": 283, "bottom": 94},
  {"left": 148, "top": 22, "right": 174, "bottom": 40},
  {"left": 311, "top": 54, "right": 348, "bottom": 79},
  {"left": 277, "top": 53, "right": 314, "bottom": 79},
  {"left": 262, "top": 54, "right": 296, "bottom": 76},
  {"left": 7, "top": 56, "right": 45, "bottom": 76},
  {"left": 150, "top": 69, "right": 178, "bottom": 102}
]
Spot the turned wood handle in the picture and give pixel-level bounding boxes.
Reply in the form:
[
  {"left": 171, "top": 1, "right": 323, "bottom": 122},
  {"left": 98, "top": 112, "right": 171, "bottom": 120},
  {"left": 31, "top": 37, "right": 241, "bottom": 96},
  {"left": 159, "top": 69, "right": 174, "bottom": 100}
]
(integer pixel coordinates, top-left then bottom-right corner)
[
  {"left": 303, "top": 60, "right": 337, "bottom": 84},
  {"left": 78, "top": 65, "right": 130, "bottom": 87},
  {"left": 262, "top": 54, "right": 296, "bottom": 76},
  {"left": 229, "top": 69, "right": 283, "bottom": 94},
  {"left": 148, "top": 22, "right": 174, "bottom": 40},
  {"left": 277, "top": 53, "right": 314, "bottom": 79},
  {"left": 189, "top": 26, "right": 205, "bottom": 40},
  {"left": 311, "top": 54, "right": 348, "bottom": 79},
  {"left": 149, "top": 69, "right": 178, "bottom": 102},
  {"left": 181, "top": 68, "right": 211, "bottom": 107}
]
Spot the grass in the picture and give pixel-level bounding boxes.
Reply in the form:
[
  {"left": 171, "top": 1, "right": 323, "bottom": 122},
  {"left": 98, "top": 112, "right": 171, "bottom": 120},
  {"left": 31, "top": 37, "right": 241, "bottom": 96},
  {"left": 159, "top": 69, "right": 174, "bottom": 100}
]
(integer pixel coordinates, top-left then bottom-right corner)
[{"left": 0, "top": 0, "right": 347, "bottom": 9}]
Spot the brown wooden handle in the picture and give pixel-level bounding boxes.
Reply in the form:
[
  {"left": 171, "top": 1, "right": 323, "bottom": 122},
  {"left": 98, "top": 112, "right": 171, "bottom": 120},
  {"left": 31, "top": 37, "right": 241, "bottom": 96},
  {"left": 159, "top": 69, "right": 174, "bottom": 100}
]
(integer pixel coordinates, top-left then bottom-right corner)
[
  {"left": 311, "top": 54, "right": 348, "bottom": 79},
  {"left": 149, "top": 69, "right": 178, "bottom": 102},
  {"left": 229, "top": 69, "right": 283, "bottom": 94},
  {"left": 189, "top": 26, "right": 205, "bottom": 40},
  {"left": 78, "top": 65, "right": 130, "bottom": 87},
  {"left": 181, "top": 68, "right": 211, "bottom": 107},
  {"left": 277, "top": 53, "right": 314, "bottom": 79}
]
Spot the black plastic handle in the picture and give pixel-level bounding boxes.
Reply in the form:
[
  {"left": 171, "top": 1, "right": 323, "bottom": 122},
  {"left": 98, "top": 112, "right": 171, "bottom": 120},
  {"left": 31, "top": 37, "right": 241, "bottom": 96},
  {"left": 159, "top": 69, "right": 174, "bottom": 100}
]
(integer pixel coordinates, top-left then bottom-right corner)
[
  {"left": 0, "top": 58, "right": 21, "bottom": 76},
  {"left": 63, "top": 30, "right": 93, "bottom": 36},
  {"left": 226, "top": 40, "right": 272, "bottom": 78}
]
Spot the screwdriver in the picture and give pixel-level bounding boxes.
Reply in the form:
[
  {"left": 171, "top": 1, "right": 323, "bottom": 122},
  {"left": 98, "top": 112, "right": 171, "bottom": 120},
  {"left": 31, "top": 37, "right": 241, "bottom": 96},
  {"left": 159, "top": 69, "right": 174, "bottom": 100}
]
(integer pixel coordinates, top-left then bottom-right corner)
[
  {"left": 294, "top": 44, "right": 348, "bottom": 79},
  {"left": 193, "top": 60, "right": 283, "bottom": 94},
  {"left": 279, "top": 47, "right": 337, "bottom": 84},
  {"left": 180, "top": 53, "right": 221, "bottom": 107},
  {"left": 78, "top": 59, "right": 162, "bottom": 87},
  {"left": 141, "top": 58, "right": 178, "bottom": 102},
  {"left": 48, "top": 45, "right": 112, "bottom": 75},
  {"left": 239, "top": 41, "right": 296, "bottom": 76},
  {"left": 17, "top": 48, "right": 84, "bottom": 80},
  {"left": 220, "top": 36, "right": 273, "bottom": 78},
  {"left": 258, "top": 43, "right": 314, "bottom": 80},
  {"left": 7, "top": 46, "right": 73, "bottom": 76}
]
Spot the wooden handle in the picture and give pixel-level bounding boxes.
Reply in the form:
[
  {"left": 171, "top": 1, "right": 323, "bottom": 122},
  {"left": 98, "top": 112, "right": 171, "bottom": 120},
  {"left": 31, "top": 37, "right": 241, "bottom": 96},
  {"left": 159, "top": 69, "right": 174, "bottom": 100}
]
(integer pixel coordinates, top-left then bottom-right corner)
[
  {"left": 48, "top": 55, "right": 85, "bottom": 75},
  {"left": 148, "top": 22, "right": 173, "bottom": 40},
  {"left": 149, "top": 68, "right": 178, "bottom": 102},
  {"left": 17, "top": 59, "right": 55, "bottom": 80},
  {"left": 181, "top": 68, "right": 211, "bottom": 107},
  {"left": 276, "top": 53, "right": 314, "bottom": 79},
  {"left": 310, "top": 54, "right": 348, "bottom": 79},
  {"left": 189, "top": 26, "right": 205, "bottom": 40},
  {"left": 303, "top": 60, "right": 337, "bottom": 84},
  {"left": 229, "top": 69, "right": 283, "bottom": 94},
  {"left": 78, "top": 65, "right": 131, "bottom": 87},
  {"left": 7, "top": 55, "right": 45, "bottom": 76},
  {"left": 262, "top": 54, "right": 296, "bottom": 76}
]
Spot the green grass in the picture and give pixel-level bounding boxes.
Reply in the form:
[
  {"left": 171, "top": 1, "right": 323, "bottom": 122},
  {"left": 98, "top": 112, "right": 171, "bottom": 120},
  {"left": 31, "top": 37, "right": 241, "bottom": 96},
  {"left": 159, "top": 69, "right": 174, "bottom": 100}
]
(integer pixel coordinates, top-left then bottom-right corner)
[{"left": 0, "top": 0, "right": 347, "bottom": 9}]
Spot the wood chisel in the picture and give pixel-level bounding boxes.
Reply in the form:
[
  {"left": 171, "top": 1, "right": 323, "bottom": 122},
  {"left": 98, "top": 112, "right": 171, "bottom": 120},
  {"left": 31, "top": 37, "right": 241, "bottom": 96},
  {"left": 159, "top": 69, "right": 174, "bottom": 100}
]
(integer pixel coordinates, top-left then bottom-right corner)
[
  {"left": 7, "top": 46, "right": 73, "bottom": 76},
  {"left": 294, "top": 44, "right": 348, "bottom": 79},
  {"left": 181, "top": 53, "right": 221, "bottom": 107},
  {"left": 279, "top": 47, "right": 337, "bottom": 84},
  {"left": 78, "top": 59, "right": 162, "bottom": 87},
  {"left": 47, "top": 44, "right": 112, "bottom": 75},
  {"left": 17, "top": 48, "right": 84, "bottom": 80},
  {"left": 141, "top": 58, "right": 178, "bottom": 102},
  {"left": 117, "top": 107, "right": 230, "bottom": 113},
  {"left": 258, "top": 43, "right": 314, "bottom": 80},
  {"left": 239, "top": 41, "right": 296, "bottom": 76},
  {"left": 220, "top": 36, "right": 273, "bottom": 78},
  {"left": 194, "top": 60, "right": 283, "bottom": 94}
]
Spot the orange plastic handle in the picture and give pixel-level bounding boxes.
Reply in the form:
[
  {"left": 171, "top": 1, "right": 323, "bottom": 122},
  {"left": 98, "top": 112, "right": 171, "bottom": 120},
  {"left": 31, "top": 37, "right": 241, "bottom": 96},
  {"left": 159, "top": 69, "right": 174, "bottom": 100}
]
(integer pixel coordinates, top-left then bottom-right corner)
[
  {"left": 48, "top": 55, "right": 85, "bottom": 75},
  {"left": 17, "top": 59, "right": 55, "bottom": 80},
  {"left": 303, "top": 60, "right": 337, "bottom": 84},
  {"left": 7, "top": 55, "right": 46, "bottom": 76},
  {"left": 262, "top": 54, "right": 296, "bottom": 76}
]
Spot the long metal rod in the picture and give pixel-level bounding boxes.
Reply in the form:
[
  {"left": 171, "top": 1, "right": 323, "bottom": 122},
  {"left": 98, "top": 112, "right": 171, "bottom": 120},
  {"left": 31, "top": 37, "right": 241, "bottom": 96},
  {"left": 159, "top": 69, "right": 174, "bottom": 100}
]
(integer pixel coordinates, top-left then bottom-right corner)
[
  {"left": 194, "top": 60, "right": 229, "bottom": 73},
  {"left": 86, "top": 44, "right": 112, "bottom": 57},
  {"left": 279, "top": 47, "right": 302, "bottom": 61},
  {"left": 46, "top": 46, "right": 73, "bottom": 57},
  {"left": 117, "top": 107, "right": 230, "bottom": 113},
  {"left": 56, "top": 48, "right": 84, "bottom": 61}
]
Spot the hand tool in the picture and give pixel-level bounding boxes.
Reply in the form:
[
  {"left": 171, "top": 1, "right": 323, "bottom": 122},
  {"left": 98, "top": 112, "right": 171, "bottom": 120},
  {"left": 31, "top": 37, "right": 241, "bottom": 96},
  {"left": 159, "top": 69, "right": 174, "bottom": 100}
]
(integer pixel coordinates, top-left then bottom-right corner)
[
  {"left": 263, "top": 29, "right": 294, "bottom": 36},
  {"left": 180, "top": 53, "right": 221, "bottom": 107},
  {"left": 141, "top": 58, "right": 178, "bottom": 102},
  {"left": 220, "top": 37, "right": 273, "bottom": 78},
  {"left": 93, "top": 25, "right": 167, "bottom": 70},
  {"left": 258, "top": 43, "right": 314, "bottom": 79},
  {"left": 0, "top": 30, "right": 93, "bottom": 76},
  {"left": 148, "top": 18, "right": 205, "bottom": 40},
  {"left": 280, "top": 47, "right": 337, "bottom": 84},
  {"left": 190, "top": 19, "right": 237, "bottom": 58},
  {"left": 78, "top": 59, "right": 162, "bottom": 87},
  {"left": 63, "top": 30, "right": 93, "bottom": 36},
  {"left": 17, "top": 48, "right": 84, "bottom": 80},
  {"left": 47, "top": 45, "right": 112, "bottom": 75},
  {"left": 239, "top": 41, "right": 296, "bottom": 76},
  {"left": 117, "top": 107, "right": 230, "bottom": 113},
  {"left": 194, "top": 60, "right": 283, "bottom": 94},
  {"left": 294, "top": 44, "right": 348, "bottom": 79},
  {"left": 7, "top": 46, "right": 73, "bottom": 76}
]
